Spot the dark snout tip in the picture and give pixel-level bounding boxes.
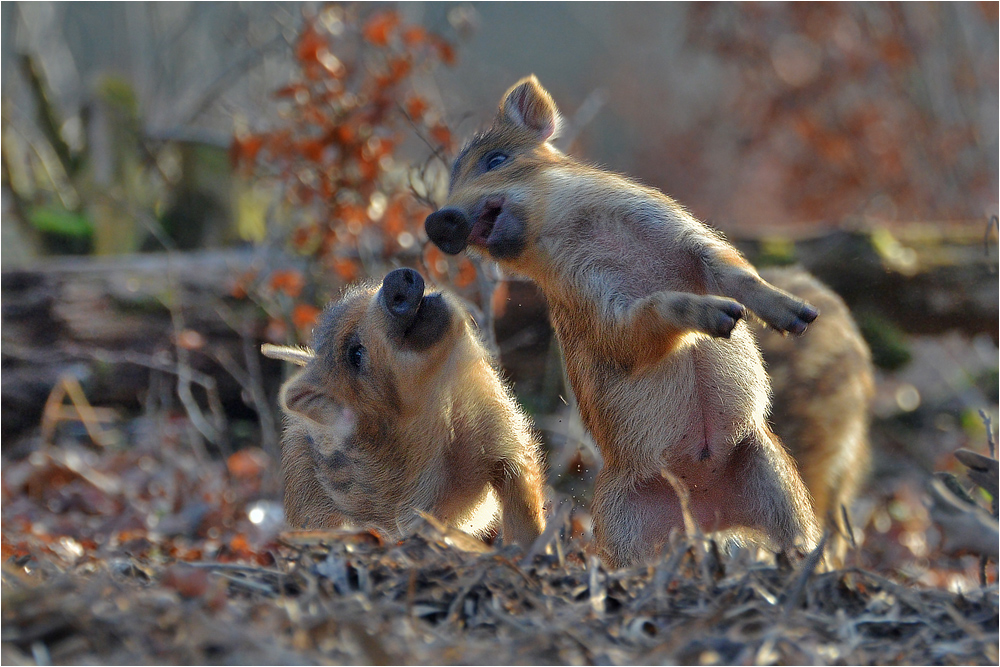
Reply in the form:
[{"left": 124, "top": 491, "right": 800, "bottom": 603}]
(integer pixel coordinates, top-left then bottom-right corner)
[
  {"left": 425, "top": 207, "right": 471, "bottom": 255},
  {"left": 381, "top": 268, "right": 425, "bottom": 318}
]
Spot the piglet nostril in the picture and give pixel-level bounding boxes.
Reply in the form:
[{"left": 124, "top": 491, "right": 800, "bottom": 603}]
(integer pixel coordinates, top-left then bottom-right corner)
[{"left": 381, "top": 268, "right": 425, "bottom": 322}]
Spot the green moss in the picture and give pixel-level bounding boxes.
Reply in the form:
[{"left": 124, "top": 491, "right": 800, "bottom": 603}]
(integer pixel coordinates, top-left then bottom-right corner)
[
  {"left": 754, "top": 236, "right": 797, "bottom": 267},
  {"left": 856, "top": 312, "right": 912, "bottom": 371},
  {"left": 29, "top": 205, "right": 93, "bottom": 237}
]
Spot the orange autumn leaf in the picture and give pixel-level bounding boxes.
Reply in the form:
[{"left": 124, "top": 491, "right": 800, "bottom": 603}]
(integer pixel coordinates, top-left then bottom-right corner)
[
  {"left": 430, "top": 124, "right": 452, "bottom": 149},
  {"left": 432, "top": 36, "right": 457, "bottom": 66},
  {"left": 388, "top": 56, "right": 412, "bottom": 82},
  {"left": 402, "top": 25, "right": 427, "bottom": 46},
  {"left": 227, "top": 449, "right": 268, "bottom": 480},
  {"left": 455, "top": 257, "right": 477, "bottom": 288},
  {"left": 269, "top": 269, "right": 305, "bottom": 298},
  {"left": 363, "top": 11, "right": 400, "bottom": 47},
  {"left": 382, "top": 199, "right": 407, "bottom": 236},
  {"left": 335, "top": 123, "right": 355, "bottom": 145},
  {"left": 230, "top": 270, "right": 256, "bottom": 299},
  {"left": 161, "top": 565, "right": 210, "bottom": 598},
  {"left": 291, "top": 224, "right": 320, "bottom": 251},
  {"left": 339, "top": 203, "right": 368, "bottom": 228},
  {"left": 299, "top": 139, "right": 325, "bottom": 163},
  {"left": 292, "top": 303, "right": 322, "bottom": 332},
  {"left": 405, "top": 95, "right": 428, "bottom": 120},
  {"left": 491, "top": 280, "right": 511, "bottom": 318},
  {"left": 423, "top": 243, "right": 446, "bottom": 279},
  {"left": 331, "top": 257, "right": 360, "bottom": 282},
  {"left": 272, "top": 83, "right": 305, "bottom": 99},
  {"left": 230, "top": 533, "right": 251, "bottom": 553},
  {"left": 296, "top": 22, "right": 326, "bottom": 66},
  {"left": 229, "top": 135, "right": 263, "bottom": 169}
]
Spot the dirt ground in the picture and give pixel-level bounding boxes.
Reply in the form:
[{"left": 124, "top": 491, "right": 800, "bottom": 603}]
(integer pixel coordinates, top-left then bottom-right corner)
[{"left": 2, "top": 406, "right": 998, "bottom": 665}]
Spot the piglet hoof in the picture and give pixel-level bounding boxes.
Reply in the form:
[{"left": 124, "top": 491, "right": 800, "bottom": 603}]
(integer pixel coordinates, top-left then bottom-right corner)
[
  {"left": 782, "top": 301, "right": 819, "bottom": 336},
  {"left": 705, "top": 297, "right": 746, "bottom": 338}
]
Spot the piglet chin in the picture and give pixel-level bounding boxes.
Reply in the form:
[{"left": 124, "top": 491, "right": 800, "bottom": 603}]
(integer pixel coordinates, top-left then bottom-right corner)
[{"left": 311, "top": 404, "right": 357, "bottom": 456}]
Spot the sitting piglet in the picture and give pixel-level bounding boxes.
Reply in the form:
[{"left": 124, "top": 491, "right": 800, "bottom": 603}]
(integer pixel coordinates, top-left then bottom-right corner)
[{"left": 265, "top": 268, "right": 546, "bottom": 547}]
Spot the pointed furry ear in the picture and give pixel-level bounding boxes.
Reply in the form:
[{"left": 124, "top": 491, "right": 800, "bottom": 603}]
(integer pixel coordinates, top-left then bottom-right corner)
[
  {"left": 261, "top": 344, "right": 314, "bottom": 366},
  {"left": 498, "top": 75, "right": 563, "bottom": 142}
]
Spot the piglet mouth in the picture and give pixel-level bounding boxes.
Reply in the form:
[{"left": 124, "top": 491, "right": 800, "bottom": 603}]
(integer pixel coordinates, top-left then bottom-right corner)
[{"left": 468, "top": 197, "right": 504, "bottom": 247}]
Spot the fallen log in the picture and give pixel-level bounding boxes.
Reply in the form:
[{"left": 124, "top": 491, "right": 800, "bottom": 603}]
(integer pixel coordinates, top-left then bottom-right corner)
[{"left": 2, "top": 225, "right": 996, "bottom": 442}]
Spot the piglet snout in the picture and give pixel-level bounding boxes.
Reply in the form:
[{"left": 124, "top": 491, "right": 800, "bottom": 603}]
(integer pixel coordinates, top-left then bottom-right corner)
[{"left": 425, "top": 207, "right": 471, "bottom": 255}]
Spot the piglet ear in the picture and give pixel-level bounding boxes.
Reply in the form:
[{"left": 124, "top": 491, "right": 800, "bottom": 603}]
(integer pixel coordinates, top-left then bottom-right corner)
[
  {"left": 498, "top": 75, "right": 562, "bottom": 142},
  {"left": 280, "top": 370, "right": 325, "bottom": 423}
]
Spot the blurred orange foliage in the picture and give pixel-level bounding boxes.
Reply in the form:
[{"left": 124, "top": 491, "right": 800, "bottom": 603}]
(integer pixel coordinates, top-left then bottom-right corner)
[
  {"left": 674, "top": 3, "right": 997, "bottom": 227},
  {"left": 232, "top": 5, "right": 459, "bottom": 344}
]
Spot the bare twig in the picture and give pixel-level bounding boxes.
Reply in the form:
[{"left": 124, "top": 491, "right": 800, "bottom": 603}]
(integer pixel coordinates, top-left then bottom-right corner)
[
  {"left": 554, "top": 88, "right": 608, "bottom": 152},
  {"left": 175, "top": 33, "right": 289, "bottom": 127},
  {"left": 985, "top": 215, "right": 998, "bottom": 258},
  {"left": 211, "top": 302, "right": 282, "bottom": 463},
  {"left": 783, "top": 531, "right": 829, "bottom": 614},
  {"left": 978, "top": 409, "right": 996, "bottom": 459},
  {"left": 165, "top": 290, "right": 227, "bottom": 455},
  {"left": 926, "top": 478, "right": 999, "bottom": 559},
  {"left": 40, "top": 375, "right": 118, "bottom": 448},
  {"left": 840, "top": 503, "right": 858, "bottom": 550},
  {"left": 397, "top": 103, "right": 450, "bottom": 167},
  {"left": 520, "top": 501, "right": 572, "bottom": 567}
]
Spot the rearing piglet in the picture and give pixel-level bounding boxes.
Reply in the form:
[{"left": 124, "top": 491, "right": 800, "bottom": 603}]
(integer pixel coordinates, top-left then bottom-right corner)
[
  {"left": 269, "top": 268, "right": 546, "bottom": 546},
  {"left": 425, "top": 76, "right": 821, "bottom": 567}
]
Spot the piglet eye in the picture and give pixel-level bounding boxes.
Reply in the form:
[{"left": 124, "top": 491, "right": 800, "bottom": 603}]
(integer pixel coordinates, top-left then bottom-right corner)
[
  {"left": 485, "top": 152, "right": 508, "bottom": 171},
  {"left": 347, "top": 344, "right": 366, "bottom": 371}
]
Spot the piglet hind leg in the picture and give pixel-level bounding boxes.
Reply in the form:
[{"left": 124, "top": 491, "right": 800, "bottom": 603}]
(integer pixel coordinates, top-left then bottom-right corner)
[
  {"left": 591, "top": 466, "right": 682, "bottom": 569},
  {"left": 492, "top": 456, "right": 547, "bottom": 548},
  {"left": 723, "top": 431, "right": 822, "bottom": 554},
  {"left": 591, "top": 435, "right": 820, "bottom": 568}
]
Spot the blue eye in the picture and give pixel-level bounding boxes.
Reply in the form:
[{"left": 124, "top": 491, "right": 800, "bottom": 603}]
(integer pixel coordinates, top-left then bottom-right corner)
[{"left": 485, "top": 152, "right": 508, "bottom": 171}]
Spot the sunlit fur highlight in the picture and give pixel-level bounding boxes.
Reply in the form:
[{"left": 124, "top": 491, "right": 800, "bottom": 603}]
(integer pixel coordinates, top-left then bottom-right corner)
[{"left": 278, "top": 278, "right": 546, "bottom": 546}]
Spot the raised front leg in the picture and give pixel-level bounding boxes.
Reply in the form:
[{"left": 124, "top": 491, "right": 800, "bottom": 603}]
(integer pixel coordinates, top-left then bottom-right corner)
[
  {"left": 610, "top": 288, "right": 744, "bottom": 354},
  {"left": 492, "top": 453, "right": 547, "bottom": 547},
  {"left": 699, "top": 244, "right": 818, "bottom": 334}
]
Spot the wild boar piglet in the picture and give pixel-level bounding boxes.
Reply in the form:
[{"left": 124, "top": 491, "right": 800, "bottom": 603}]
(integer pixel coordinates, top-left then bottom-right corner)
[
  {"left": 273, "top": 268, "right": 546, "bottom": 546},
  {"left": 426, "top": 75, "right": 822, "bottom": 567}
]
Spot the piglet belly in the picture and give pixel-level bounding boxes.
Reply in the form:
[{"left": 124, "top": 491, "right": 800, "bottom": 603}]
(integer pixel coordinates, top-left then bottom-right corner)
[{"left": 660, "top": 332, "right": 767, "bottom": 472}]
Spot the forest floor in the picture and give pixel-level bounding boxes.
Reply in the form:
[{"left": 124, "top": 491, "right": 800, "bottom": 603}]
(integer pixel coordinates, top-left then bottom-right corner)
[
  {"left": 2, "top": 398, "right": 998, "bottom": 665},
  {"left": 2, "top": 283, "right": 998, "bottom": 665}
]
